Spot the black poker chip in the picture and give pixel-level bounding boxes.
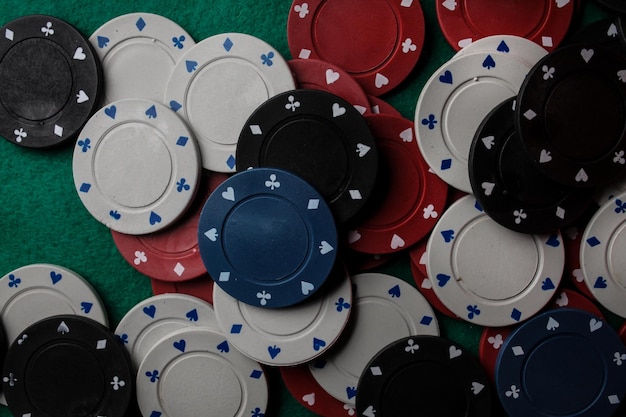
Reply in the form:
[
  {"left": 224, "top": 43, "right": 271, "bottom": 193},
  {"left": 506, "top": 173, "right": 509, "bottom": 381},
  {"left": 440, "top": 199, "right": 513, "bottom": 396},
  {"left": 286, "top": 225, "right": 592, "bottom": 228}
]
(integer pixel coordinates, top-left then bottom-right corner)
[
  {"left": 469, "top": 97, "right": 593, "bottom": 234},
  {"left": 566, "top": 16, "right": 626, "bottom": 55},
  {"left": 516, "top": 43, "right": 626, "bottom": 188},
  {"left": 0, "top": 15, "right": 102, "bottom": 148},
  {"left": 595, "top": 0, "right": 626, "bottom": 15},
  {"left": 2, "top": 315, "right": 133, "bottom": 417},
  {"left": 356, "top": 335, "right": 492, "bottom": 417},
  {"left": 236, "top": 89, "right": 378, "bottom": 224}
]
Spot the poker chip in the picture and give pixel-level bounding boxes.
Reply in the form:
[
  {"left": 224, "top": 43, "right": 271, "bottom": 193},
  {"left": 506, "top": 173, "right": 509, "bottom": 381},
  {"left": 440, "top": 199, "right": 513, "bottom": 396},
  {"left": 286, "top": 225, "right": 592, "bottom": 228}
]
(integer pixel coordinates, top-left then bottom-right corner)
[
  {"left": 213, "top": 262, "right": 352, "bottom": 366},
  {"left": 369, "top": 96, "right": 402, "bottom": 117},
  {"left": 288, "top": 58, "right": 370, "bottom": 115},
  {"left": 151, "top": 274, "right": 214, "bottom": 305},
  {"left": 0, "top": 15, "right": 101, "bottom": 148},
  {"left": 479, "top": 288, "right": 603, "bottom": 382},
  {"left": 427, "top": 195, "right": 564, "bottom": 327},
  {"left": 286, "top": 0, "right": 426, "bottom": 96},
  {"left": 567, "top": 17, "right": 626, "bottom": 53},
  {"left": 456, "top": 35, "right": 549, "bottom": 67},
  {"left": 356, "top": 335, "right": 492, "bottom": 417},
  {"left": 72, "top": 98, "right": 201, "bottom": 235},
  {"left": 436, "top": 0, "right": 574, "bottom": 51},
  {"left": 281, "top": 364, "right": 356, "bottom": 417},
  {"left": 114, "top": 293, "right": 218, "bottom": 370},
  {"left": 469, "top": 97, "right": 593, "bottom": 234},
  {"left": 111, "top": 172, "right": 228, "bottom": 282},
  {"left": 236, "top": 89, "right": 378, "bottom": 225},
  {"left": 2, "top": 315, "right": 133, "bottom": 417},
  {"left": 309, "top": 273, "right": 439, "bottom": 405},
  {"left": 0, "top": 264, "right": 108, "bottom": 345},
  {"left": 136, "top": 327, "right": 268, "bottom": 417},
  {"left": 90, "top": 13, "right": 195, "bottom": 104},
  {"left": 165, "top": 32, "right": 295, "bottom": 172},
  {"left": 496, "top": 309, "right": 626, "bottom": 417},
  {"left": 415, "top": 51, "right": 529, "bottom": 192},
  {"left": 581, "top": 191, "right": 626, "bottom": 318},
  {"left": 198, "top": 168, "right": 338, "bottom": 308},
  {"left": 516, "top": 44, "right": 626, "bottom": 188},
  {"left": 347, "top": 114, "right": 447, "bottom": 254}
]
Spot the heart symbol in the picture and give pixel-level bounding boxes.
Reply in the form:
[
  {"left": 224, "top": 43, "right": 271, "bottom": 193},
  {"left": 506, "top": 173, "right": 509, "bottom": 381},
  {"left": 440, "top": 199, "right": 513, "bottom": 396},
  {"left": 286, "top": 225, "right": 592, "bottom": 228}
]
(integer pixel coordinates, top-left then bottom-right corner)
[
  {"left": 104, "top": 105, "right": 117, "bottom": 119},
  {"left": 186, "top": 309, "right": 198, "bottom": 321},
  {"left": 170, "top": 100, "right": 182, "bottom": 112},
  {"left": 302, "top": 393, "right": 315, "bottom": 406},
  {"left": 325, "top": 69, "right": 340, "bottom": 84},
  {"left": 589, "top": 318, "right": 603, "bottom": 332},
  {"left": 439, "top": 70, "right": 453, "bottom": 84},
  {"left": 346, "top": 387, "right": 357, "bottom": 399},
  {"left": 546, "top": 317, "right": 559, "bottom": 331},
  {"left": 81, "top": 302, "right": 93, "bottom": 313},
  {"left": 268, "top": 345, "right": 281, "bottom": 359},
  {"left": 481, "top": 182, "right": 495, "bottom": 196},
  {"left": 143, "top": 305, "right": 156, "bottom": 318},
  {"left": 594, "top": 276, "right": 607, "bottom": 288},
  {"left": 97, "top": 36, "right": 110, "bottom": 48},
  {"left": 482, "top": 55, "right": 496, "bottom": 69},
  {"left": 481, "top": 136, "right": 495, "bottom": 149},
  {"left": 471, "top": 382, "right": 485, "bottom": 395},
  {"left": 57, "top": 321, "right": 70, "bottom": 334},
  {"left": 73, "top": 47, "right": 86, "bottom": 60},
  {"left": 572, "top": 269, "right": 584, "bottom": 283},
  {"left": 221, "top": 187, "right": 235, "bottom": 201},
  {"left": 110, "top": 210, "right": 121, "bottom": 220},
  {"left": 399, "top": 127, "right": 413, "bottom": 142},
  {"left": 390, "top": 234, "right": 405, "bottom": 249},
  {"left": 580, "top": 48, "right": 594, "bottom": 63},
  {"left": 76, "top": 90, "right": 89, "bottom": 103},
  {"left": 575, "top": 168, "right": 588, "bottom": 183},
  {"left": 186, "top": 60, "right": 198, "bottom": 72},
  {"left": 541, "top": 278, "right": 555, "bottom": 290},
  {"left": 608, "top": 23, "right": 618, "bottom": 37},
  {"left": 149, "top": 211, "right": 162, "bottom": 225},
  {"left": 555, "top": 0, "right": 570, "bottom": 7},
  {"left": 618, "top": 70, "right": 626, "bottom": 83},
  {"left": 145, "top": 105, "right": 157, "bottom": 119},
  {"left": 332, "top": 103, "right": 346, "bottom": 117},
  {"left": 539, "top": 149, "right": 552, "bottom": 163},
  {"left": 449, "top": 346, "right": 462, "bottom": 359},
  {"left": 442, "top": 0, "right": 457, "bottom": 11},
  {"left": 546, "top": 234, "right": 560, "bottom": 247},
  {"left": 50, "top": 271, "right": 62, "bottom": 284},
  {"left": 555, "top": 291, "right": 568, "bottom": 307},
  {"left": 436, "top": 273, "right": 451, "bottom": 287},
  {"left": 421, "top": 278, "right": 432, "bottom": 289},
  {"left": 301, "top": 281, "right": 314, "bottom": 295},
  {"left": 441, "top": 229, "right": 454, "bottom": 242},
  {"left": 388, "top": 284, "right": 401, "bottom": 298},
  {"left": 313, "top": 338, "right": 326, "bottom": 351},
  {"left": 319, "top": 241, "right": 334, "bottom": 254},
  {"left": 375, "top": 73, "right": 389, "bottom": 88},
  {"left": 173, "top": 339, "right": 186, "bottom": 352},
  {"left": 217, "top": 340, "right": 229, "bottom": 352},
  {"left": 497, "top": 41, "right": 510, "bottom": 53},
  {"left": 348, "top": 230, "right": 362, "bottom": 244},
  {"left": 204, "top": 228, "right": 218, "bottom": 241}
]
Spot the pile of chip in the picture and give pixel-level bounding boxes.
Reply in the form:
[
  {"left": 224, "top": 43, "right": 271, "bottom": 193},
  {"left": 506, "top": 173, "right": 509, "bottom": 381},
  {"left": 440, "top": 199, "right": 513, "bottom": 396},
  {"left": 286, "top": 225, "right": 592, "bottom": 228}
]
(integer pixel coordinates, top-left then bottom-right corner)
[{"left": 3, "top": 1, "right": 626, "bottom": 417}]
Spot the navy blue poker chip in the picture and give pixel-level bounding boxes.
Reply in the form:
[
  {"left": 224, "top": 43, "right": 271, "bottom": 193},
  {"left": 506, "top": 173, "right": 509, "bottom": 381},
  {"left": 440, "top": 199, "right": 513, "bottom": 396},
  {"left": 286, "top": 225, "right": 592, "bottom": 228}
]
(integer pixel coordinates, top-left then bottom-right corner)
[
  {"left": 198, "top": 167, "right": 338, "bottom": 308},
  {"left": 496, "top": 308, "right": 626, "bottom": 417}
]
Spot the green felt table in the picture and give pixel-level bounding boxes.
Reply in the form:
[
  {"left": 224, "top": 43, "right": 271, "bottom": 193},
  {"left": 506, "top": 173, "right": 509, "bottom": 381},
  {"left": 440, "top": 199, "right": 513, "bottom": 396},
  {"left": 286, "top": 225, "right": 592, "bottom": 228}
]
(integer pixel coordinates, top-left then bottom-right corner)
[{"left": 0, "top": 1, "right": 619, "bottom": 417}]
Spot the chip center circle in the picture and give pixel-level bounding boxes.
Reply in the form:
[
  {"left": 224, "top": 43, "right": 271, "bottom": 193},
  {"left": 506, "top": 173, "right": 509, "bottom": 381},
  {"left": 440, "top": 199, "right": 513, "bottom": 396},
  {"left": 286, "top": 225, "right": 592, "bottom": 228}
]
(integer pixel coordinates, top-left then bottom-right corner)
[
  {"left": 159, "top": 352, "right": 242, "bottom": 417},
  {"left": 465, "top": 0, "right": 546, "bottom": 37},
  {"left": 223, "top": 196, "right": 309, "bottom": 282},
  {"left": 26, "top": 343, "right": 104, "bottom": 417},
  {"left": 94, "top": 123, "right": 172, "bottom": 208},
  {"left": 0, "top": 38, "right": 72, "bottom": 121},
  {"left": 187, "top": 59, "right": 269, "bottom": 146},
  {"left": 453, "top": 218, "right": 538, "bottom": 300},
  {"left": 523, "top": 334, "right": 604, "bottom": 414},
  {"left": 313, "top": 0, "right": 397, "bottom": 74}
]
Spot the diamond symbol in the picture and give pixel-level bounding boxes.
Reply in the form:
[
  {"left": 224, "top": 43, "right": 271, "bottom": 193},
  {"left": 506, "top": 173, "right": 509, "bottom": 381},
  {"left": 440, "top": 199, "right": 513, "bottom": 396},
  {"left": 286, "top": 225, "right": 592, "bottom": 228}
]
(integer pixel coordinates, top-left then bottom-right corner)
[
  {"left": 96, "top": 339, "right": 107, "bottom": 350},
  {"left": 370, "top": 366, "right": 382, "bottom": 376},
  {"left": 298, "top": 49, "right": 311, "bottom": 59},
  {"left": 223, "top": 37, "right": 233, "bottom": 51},
  {"left": 250, "top": 125, "right": 262, "bottom": 135},
  {"left": 173, "top": 263, "right": 185, "bottom": 277},
  {"left": 349, "top": 190, "right": 362, "bottom": 200},
  {"left": 512, "top": 346, "right": 524, "bottom": 356},
  {"left": 524, "top": 110, "right": 537, "bottom": 120},
  {"left": 556, "top": 206, "right": 565, "bottom": 219},
  {"left": 54, "top": 125, "right": 63, "bottom": 137},
  {"left": 219, "top": 272, "right": 230, "bottom": 282},
  {"left": 5, "top": 29, "right": 13, "bottom": 41},
  {"left": 307, "top": 199, "right": 319, "bottom": 210},
  {"left": 541, "top": 36, "right": 554, "bottom": 48},
  {"left": 136, "top": 17, "right": 146, "bottom": 31}
]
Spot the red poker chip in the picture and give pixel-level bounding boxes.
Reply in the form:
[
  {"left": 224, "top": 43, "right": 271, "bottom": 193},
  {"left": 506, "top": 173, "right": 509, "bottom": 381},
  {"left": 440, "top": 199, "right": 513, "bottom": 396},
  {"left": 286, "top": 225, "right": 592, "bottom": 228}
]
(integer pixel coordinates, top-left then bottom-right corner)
[
  {"left": 347, "top": 115, "right": 447, "bottom": 254},
  {"left": 111, "top": 173, "right": 229, "bottom": 282},
  {"left": 281, "top": 364, "right": 355, "bottom": 417},
  {"left": 436, "top": 0, "right": 574, "bottom": 51},
  {"left": 289, "top": 59, "right": 371, "bottom": 115},
  {"left": 150, "top": 274, "right": 215, "bottom": 305},
  {"left": 409, "top": 252, "right": 457, "bottom": 319},
  {"left": 369, "top": 95, "right": 402, "bottom": 117},
  {"left": 287, "top": 0, "right": 425, "bottom": 96},
  {"left": 479, "top": 288, "right": 603, "bottom": 382}
]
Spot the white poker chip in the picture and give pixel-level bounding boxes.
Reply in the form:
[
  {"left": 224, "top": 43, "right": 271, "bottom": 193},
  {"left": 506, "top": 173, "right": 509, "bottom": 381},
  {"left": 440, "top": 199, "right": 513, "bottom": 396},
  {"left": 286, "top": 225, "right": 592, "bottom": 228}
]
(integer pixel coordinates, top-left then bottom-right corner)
[
  {"left": 308, "top": 273, "right": 439, "bottom": 406},
  {"left": 165, "top": 32, "right": 295, "bottom": 172},
  {"left": 0, "top": 264, "right": 108, "bottom": 344},
  {"left": 114, "top": 293, "right": 218, "bottom": 370},
  {"left": 72, "top": 98, "right": 201, "bottom": 235},
  {"left": 415, "top": 51, "right": 529, "bottom": 192},
  {"left": 455, "top": 35, "right": 548, "bottom": 68},
  {"left": 213, "top": 264, "right": 352, "bottom": 366},
  {"left": 136, "top": 327, "right": 268, "bottom": 417},
  {"left": 581, "top": 191, "right": 626, "bottom": 318},
  {"left": 427, "top": 195, "right": 564, "bottom": 327},
  {"left": 90, "top": 13, "right": 195, "bottom": 104}
]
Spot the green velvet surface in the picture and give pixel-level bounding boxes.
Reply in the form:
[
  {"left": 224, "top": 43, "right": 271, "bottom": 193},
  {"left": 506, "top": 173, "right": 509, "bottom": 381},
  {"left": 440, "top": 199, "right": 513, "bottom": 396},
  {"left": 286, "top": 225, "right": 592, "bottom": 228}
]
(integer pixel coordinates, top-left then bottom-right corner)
[{"left": 0, "top": 1, "right": 617, "bottom": 416}]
